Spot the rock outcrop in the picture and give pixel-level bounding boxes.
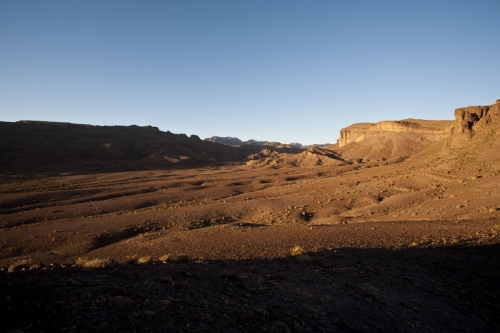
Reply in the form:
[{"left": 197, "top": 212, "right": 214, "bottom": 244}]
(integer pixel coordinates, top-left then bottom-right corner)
[
  {"left": 448, "top": 99, "right": 500, "bottom": 148},
  {"left": 240, "top": 141, "right": 303, "bottom": 154},
  {"left": 246, "top": 147, "right": 349, "bottom": 167},
  {"left": 336, "top": 100, "right": 499, "bottom": 163},
  {"left": 338, "top": 119, "right": 453, "bottom": 148},
  {"left": 336, "top": 119, "right": 454, "bottom": 162}
]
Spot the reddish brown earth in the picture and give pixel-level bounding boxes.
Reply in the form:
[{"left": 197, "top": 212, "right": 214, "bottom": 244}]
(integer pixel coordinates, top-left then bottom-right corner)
[{"left": 1, "top": 101, "right": 500, "bottom": 332}]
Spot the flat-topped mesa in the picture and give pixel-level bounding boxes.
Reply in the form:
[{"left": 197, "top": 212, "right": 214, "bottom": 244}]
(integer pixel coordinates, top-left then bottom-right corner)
[
  {"left": 339, "top": 100, "right": 500, "bottom": 150},
  {"left": 448, "top": 99, "right": 500, "bottom": 147},
  {"left": 338, "top": 119, "right": 453, "bottom": 147}
]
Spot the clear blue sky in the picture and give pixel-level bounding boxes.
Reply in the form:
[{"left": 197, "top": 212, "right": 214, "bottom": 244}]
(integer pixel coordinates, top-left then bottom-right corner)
[{"left": 1, "top": 1, "right": 499, "bottom": 145}]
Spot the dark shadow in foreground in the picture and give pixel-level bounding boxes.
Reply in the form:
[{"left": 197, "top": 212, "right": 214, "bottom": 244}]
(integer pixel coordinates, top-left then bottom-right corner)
[{"left": 2, "top": 244, "right": 499, "bottom": 333}]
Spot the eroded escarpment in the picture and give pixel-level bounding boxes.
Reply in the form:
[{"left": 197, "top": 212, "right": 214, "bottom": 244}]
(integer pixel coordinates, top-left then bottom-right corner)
[
  {"left": 336, "top": 100, "right": 500, "bottom": 162},
  {"left": 448, "top": 99, "right": 500, "bottom": 148},
  {"left": 338, "top": 119, "right": 453, "bottom": 148}
]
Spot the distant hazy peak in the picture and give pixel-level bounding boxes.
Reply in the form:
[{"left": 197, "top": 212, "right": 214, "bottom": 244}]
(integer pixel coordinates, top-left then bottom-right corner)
[{"left": 204, "top": 136, "right": 244, "bottom": 146}]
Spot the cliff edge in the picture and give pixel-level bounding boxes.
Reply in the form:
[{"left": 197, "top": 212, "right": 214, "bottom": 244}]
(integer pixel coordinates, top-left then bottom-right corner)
[
  {"left": 336, "top": 100, "right": 499, "bottom": 163},
  {"left": 448, "top": 99, "right": 500, "bottom": 148},
  {"left": 339, "top": 119, "right": 453, "bottom": 148}
]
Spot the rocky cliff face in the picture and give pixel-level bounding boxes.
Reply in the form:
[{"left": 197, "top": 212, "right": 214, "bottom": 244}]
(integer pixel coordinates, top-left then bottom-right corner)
[
  {"left": 338, "top": 119, "right": 453, "bottom": 148},
  {"left": 448, "top": 99, "right": 500, "bottom": 148},
  {"left": 336, "top": 100, "right": 499, "bottom": 163}
]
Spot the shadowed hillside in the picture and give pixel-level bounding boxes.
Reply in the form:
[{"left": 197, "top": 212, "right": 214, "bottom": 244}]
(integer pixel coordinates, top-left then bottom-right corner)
[{"left": 0, "top": 121, "right": 256, "bottom": 175}]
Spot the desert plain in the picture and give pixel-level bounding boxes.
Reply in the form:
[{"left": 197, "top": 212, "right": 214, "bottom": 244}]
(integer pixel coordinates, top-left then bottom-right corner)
[{"left": 1, "top": 100, "right": 500, "bottom": 332}]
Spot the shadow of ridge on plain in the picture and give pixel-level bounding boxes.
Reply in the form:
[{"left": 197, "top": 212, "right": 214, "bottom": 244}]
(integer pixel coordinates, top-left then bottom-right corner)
[
  {"left": 0, "top": 159, "right": 249, "bottom": 181},
  {"left": 2, "top": 244, "right": 499, "bottom": 333}
]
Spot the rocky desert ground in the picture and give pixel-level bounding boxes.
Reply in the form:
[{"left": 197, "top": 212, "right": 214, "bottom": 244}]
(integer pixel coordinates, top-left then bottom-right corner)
[{"left": 1, "top": 101, "right": 499, "bottom": 332}]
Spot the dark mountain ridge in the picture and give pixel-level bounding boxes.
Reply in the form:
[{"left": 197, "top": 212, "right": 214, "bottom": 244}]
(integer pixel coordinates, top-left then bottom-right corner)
[{"left": 0, "top": 121, "right": 252, "bottom": 174}]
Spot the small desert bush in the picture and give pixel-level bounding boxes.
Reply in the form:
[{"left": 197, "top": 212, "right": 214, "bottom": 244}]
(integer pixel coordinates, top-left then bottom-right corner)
[
  {"left": 125, "top": 254, "right": 139, "bottom": 264},
  {"left": 75, "top": 257, "right": 113, "bottom": 268},
  {"left": 290, "top": 245, "right": 304, "bottom": 257},
  {"left": 7, "top": 259, "right": 30, "bottom": 273},
  {"left": 159, "top": 254, "right": 170, "bottom": 261},
  {"left": 137, "top": 256, "right": 152, "bottom": 264}
]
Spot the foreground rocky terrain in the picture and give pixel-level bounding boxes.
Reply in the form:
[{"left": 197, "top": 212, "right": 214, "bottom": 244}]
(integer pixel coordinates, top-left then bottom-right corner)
[
  {"left": 2, "top": 230, "right": 499, "bottom": 333},
  {"left": 1, "top": 100, "right": 499, "bottom": 332}
]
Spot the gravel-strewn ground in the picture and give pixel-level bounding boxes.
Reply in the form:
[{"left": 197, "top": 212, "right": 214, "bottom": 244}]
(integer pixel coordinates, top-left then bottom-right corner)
[
  {"left": 2, "top": 146, "right": 500, "bottom": 332},
  {"left": 3, "top": 224, "right": 500, "bottom": 333}
]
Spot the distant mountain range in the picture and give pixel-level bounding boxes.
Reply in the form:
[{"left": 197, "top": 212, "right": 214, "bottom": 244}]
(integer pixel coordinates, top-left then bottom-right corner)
[{"left": 204, "top": 136, "right": 330, "bottom": 149}]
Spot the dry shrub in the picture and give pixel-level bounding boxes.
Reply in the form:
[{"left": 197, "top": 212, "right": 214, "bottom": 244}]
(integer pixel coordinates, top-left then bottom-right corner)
[
  {"left": 125, "top": 254, "right": 139, "bottom": 264},
  {"left": 75, "top": 257, "right": 113, "bottom": 268},
  {"left": 7, "top": 259, "right": 30, "bottom": 273},
  {"left": 137, "top": 256, "right": 151, "bottom": 264},
  {"left": 159, "top": 254, "right": 170, "bottom": 261},
  {"left": 290, "top": 245, "right": 304, "bottom": 257}
]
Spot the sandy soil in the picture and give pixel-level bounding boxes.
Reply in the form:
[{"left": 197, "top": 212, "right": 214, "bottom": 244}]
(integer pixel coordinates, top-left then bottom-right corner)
[{"left": 1, "top": 149, "right": 500, "bottom": 332}]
